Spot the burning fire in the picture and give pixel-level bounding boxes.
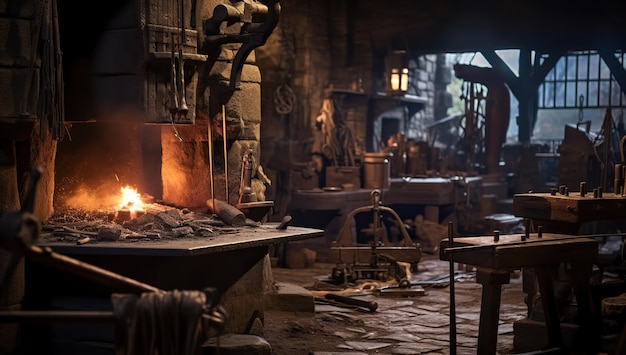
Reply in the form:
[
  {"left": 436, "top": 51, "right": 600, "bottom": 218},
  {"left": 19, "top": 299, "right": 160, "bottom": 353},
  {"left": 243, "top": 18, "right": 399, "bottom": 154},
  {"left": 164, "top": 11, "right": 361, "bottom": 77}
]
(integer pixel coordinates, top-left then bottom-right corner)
[{"left": 119, "top": 185, "right": 144, "bottom": 214}]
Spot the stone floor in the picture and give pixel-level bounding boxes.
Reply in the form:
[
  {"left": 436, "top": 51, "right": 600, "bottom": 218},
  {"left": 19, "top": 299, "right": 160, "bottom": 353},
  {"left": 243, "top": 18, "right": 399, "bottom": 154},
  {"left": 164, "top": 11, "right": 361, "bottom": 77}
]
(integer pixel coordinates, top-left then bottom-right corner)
[{"left": 264, "top": 253, "right": 530, "bottom": 354}]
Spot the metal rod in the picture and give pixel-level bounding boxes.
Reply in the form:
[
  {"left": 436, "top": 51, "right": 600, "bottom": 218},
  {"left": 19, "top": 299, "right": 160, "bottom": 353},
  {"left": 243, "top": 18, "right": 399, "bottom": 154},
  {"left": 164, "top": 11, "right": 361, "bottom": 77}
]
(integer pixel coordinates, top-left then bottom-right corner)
[
  {"left": 208, "top": 106, "right": 215, "bottom": 210},
  {"left": 448, "top": 221, "right": 457, "bottom": 355},
  {"left": 169, "top": 37, "right": 179, "bottom": 118},
  {"left": 178, "top": 47, "right": 188, "bottom": 118},
  {"left": 222, "top": 104, "right": 229, "bottom": 202}
]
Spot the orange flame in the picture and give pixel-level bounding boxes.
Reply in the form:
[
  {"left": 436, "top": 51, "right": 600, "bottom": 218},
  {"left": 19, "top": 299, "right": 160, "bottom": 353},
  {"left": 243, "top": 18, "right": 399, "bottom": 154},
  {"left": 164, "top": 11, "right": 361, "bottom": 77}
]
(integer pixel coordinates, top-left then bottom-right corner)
[{"left": 119, "top": 186, "right": 144, "bottom": 214}]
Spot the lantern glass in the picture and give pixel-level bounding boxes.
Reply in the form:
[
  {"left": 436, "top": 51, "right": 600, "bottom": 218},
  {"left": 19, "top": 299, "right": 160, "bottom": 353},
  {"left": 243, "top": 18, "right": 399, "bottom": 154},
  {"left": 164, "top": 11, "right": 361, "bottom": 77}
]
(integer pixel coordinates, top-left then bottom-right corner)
[
  {"left": 400, "top": 68, "right": 409, "bottom": 92},
  {"left": 386, "top": 50, "right": 409, "bottom": 96},
  {"left": 390, "top": 69, "right": 401, "bottom": 91}
]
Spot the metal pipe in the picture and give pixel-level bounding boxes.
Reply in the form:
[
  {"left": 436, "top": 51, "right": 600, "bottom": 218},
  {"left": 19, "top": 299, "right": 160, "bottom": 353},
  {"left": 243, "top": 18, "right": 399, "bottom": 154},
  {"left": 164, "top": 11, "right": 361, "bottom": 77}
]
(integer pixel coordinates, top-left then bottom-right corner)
[
  {"left": 169, "top": 38, "right": 179, "bottom": 119},
  {"left": 178, "top": 47, "right": 188, "bottom": 118},
  {"left": 222, "top": 104, "right": 229, "bottom": 202},
  {"left": 208, "top": 108, "right": 215, "bottom": 211},
  {"left": 448, "top": 221, "right": 457, "bottom": 355}
]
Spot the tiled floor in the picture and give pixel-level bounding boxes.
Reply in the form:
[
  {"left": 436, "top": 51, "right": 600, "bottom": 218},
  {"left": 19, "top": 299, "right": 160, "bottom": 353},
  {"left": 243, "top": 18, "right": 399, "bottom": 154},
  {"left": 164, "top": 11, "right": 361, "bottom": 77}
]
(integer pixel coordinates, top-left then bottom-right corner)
[{"left": 266, "top": 253, "right": 529, "bottom": 354}]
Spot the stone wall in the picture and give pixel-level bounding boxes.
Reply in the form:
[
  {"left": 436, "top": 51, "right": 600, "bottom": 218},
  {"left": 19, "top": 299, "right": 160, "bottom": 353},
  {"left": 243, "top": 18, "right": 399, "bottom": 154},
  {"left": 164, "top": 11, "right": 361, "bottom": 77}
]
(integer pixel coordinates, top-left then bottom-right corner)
[{"left": 256, "top": 1, "right": 450, "bottom": 218}]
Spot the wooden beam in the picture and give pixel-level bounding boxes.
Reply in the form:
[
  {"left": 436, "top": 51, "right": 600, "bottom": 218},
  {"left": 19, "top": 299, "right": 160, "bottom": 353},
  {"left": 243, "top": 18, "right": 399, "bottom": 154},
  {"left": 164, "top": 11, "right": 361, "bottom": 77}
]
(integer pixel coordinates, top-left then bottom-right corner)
[
  {"left": 480, "top": 50, "right": 521, "bottom": 98},
  {"left": 530, "top": 52, "right": 563, "bottom": 88}
]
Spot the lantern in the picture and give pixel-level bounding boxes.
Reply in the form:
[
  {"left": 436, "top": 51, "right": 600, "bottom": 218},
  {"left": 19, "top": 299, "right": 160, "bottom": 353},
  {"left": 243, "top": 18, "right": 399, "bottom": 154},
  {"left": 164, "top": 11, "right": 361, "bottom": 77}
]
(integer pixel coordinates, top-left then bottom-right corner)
[{"left": 386, "top": 50, "right": 409, "bottom": 96}]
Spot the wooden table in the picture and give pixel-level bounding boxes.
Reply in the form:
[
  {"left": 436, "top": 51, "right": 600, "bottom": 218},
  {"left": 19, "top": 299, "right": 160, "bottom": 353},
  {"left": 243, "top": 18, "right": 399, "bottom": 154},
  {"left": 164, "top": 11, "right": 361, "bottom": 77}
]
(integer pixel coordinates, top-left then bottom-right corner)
[
  {"left": 513, "top": 191, "right": 626, "bottom": 233},
  {"left": 440, "top": 232, "right": 598, "bottom": 354}
]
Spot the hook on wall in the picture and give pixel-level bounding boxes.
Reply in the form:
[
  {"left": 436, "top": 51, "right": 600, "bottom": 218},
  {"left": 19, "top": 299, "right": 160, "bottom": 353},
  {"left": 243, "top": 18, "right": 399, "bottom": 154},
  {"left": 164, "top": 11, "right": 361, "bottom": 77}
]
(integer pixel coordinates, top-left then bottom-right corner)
[{"left": 202, "top": 0, "right": 281, "bottom": 92}]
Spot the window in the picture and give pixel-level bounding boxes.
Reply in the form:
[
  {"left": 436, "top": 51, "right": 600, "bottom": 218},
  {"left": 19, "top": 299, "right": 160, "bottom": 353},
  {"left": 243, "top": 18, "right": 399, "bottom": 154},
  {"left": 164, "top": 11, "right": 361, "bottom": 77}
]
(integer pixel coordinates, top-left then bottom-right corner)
[{"left": 538, "top": 51, "right": 626, "bottom": 109}]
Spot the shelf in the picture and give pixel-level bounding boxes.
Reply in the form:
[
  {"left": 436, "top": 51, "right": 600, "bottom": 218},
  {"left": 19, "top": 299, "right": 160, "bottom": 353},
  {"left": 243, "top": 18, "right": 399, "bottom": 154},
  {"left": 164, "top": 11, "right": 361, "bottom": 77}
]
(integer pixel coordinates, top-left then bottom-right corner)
[
  {"left": 372, "top": 93, "right": 428, "bottom": 105},
  {"left": 330, "top": 89, "right": 370, "bottom": 98}
]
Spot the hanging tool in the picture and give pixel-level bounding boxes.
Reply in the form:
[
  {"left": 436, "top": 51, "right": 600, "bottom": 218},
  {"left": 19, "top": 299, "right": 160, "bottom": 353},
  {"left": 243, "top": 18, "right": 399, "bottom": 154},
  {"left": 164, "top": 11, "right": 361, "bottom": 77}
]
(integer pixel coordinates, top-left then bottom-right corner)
[
  {"left": 222, "top": 104, "right": 229, "bottom": 202},
  {"left": 448, "top": 221, "right": 457, "bottom": 355},
  {"left": 168, "top": 38, "right": 183, "bottom": 142},
  {"left": 169, "top": 38, "right": 179, "bottom": 119},
  {"left": 178, "top": 47, "right": 188, "bottom": 119},
  {"left": 208, "top": 95, "right": 216, "bottom": 211}
]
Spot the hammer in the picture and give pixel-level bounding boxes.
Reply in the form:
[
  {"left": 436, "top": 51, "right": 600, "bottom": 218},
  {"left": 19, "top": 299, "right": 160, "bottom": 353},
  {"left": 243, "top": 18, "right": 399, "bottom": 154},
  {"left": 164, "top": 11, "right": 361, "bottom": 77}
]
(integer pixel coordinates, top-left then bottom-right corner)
[{"left": 324, "top": 293, "right": 378, "bottom": 312}]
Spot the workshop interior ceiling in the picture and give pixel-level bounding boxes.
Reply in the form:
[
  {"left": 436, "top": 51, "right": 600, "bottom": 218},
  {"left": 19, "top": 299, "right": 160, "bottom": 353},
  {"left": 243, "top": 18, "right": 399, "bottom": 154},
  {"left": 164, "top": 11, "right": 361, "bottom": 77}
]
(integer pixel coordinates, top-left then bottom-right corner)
[{"left": 354, "top": 0, "right": 626, "bottom": 54}]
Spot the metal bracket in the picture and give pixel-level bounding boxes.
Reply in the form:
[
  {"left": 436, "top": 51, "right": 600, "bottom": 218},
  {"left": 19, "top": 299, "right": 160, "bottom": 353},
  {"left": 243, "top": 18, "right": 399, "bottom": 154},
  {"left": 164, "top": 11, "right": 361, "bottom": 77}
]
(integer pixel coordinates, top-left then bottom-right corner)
[{"left": 202, "top": 0, "right": 281, "bottom": 91}]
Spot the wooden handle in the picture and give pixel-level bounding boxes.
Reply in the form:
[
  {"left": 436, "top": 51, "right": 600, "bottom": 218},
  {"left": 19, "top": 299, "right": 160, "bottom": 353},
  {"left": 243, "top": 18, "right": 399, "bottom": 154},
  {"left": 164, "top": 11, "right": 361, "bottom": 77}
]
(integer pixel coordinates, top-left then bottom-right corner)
[
  {"left": 206, "top": 199, "right": 246, "bottom": 226},
  {"left": 325, "top": 293, "right": 378, "bottom": 312}
]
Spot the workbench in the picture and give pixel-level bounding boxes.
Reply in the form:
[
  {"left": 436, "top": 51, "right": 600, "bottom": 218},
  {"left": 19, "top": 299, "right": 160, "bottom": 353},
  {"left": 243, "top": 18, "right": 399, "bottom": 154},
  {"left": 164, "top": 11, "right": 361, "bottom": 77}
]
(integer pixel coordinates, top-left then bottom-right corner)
[
  {"left": 513, "top": 191, "right": 626, "bottom": 233},
  {"left": 23, "top": 223, "right": 324, "bottom": 352},
  {"left": 288, "top": 176, "right": 483, "bottom": 246},
  {"left": 440, "top": 232, "right": 599, "bottom": 354},
  {"left": 512, "top": 190, "right": 626, "bottom": 352},
  {"left": 288, "top": 188, "right": 379, "bottom": 252}
]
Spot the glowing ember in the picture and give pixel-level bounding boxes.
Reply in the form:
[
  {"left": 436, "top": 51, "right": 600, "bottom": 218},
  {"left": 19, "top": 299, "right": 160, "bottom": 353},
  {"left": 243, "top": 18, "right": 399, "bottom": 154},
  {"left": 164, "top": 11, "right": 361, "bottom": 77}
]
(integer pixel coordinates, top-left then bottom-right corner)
[{"left": 119, "top": 186, "right": 144, "bottom": 214}]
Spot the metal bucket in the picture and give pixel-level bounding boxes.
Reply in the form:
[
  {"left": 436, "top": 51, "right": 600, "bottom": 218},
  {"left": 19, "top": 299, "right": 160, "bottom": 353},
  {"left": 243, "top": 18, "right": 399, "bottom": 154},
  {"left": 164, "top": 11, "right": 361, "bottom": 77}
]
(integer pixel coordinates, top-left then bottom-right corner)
[{"left": 362, "top": 153, "right": 390, "bottom": 189}]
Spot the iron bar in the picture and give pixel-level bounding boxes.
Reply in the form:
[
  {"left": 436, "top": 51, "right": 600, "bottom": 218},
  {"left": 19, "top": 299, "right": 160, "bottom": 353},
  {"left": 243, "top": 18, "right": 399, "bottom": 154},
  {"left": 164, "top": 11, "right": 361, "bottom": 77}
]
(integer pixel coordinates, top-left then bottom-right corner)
[
  {"left": 222, "top": 104, "right": 229, "bottom": 201},
  {"left": 448, "top": 221, "right": 457, "bottom": 355}
]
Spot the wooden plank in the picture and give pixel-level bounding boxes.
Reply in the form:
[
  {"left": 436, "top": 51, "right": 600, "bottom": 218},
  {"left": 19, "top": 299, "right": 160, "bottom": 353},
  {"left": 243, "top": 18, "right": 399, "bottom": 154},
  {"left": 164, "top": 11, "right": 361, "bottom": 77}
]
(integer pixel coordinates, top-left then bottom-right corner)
[
  {"left": 513, "top": 192, "right": 626, "bottom": 224},
  {"left": 439, "top": 233, "right": 598, "bottom": 269}
]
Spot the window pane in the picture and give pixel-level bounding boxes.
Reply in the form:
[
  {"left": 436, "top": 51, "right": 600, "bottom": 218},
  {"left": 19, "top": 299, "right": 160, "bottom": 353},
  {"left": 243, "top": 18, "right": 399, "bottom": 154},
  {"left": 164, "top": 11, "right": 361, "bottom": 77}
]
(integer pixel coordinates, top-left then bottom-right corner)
[
  {"left": 610, "top": 80, "right": 622, "bottom": 106},
  {"left": 555, "top": 81, "right": 565, "bottom": 107},
  {"left": 599, "top": 81, "right": 610, "bottom": 106},
  {"left": 566, "top": 82, "right": 577, "bottom": 106},
  {"left": 577, "top": 82, "right": 588, "bottom": 106},
  {"left": 578, "top": 55, "right": 589, "bottom": 78},
  {"left": 589, "top": 54, "right": 600, "bottom": 80},
  {"left": 544, "top": 82, "right": 555, "bottom": 107},
  {"left": 567, "top": 56, "right": 577, "bottom": 80},
  {"left": 600, "top": 58, "right": 611, "bottom": 79},
  {"left": 555, "top": 57, "right": 565, "bottom": 80},
  {"left": 588, "top": 82, "right": 598, "bottom": 106}
]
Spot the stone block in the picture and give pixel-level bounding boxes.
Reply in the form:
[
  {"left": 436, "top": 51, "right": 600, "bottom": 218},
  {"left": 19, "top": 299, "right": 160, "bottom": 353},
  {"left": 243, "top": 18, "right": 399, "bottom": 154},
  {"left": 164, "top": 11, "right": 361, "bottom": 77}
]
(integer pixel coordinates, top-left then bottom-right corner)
[
  {"left": 220, "top": 255, "right": 273, "bottom": 333},
  {"left": 513, "top": 318, "right": 578, "bottom": 353},
  {"left": 239, "top": 121, "right": 260, "bottom": 141},
  {"left": 265, "top": 282, "right": 315, "bottom": 314},
  {"left": 0, "top": 18, "right": 33, "bottom": 67},
  {"left": 203, "top": 334, "right": 272, "bottom": 355}
]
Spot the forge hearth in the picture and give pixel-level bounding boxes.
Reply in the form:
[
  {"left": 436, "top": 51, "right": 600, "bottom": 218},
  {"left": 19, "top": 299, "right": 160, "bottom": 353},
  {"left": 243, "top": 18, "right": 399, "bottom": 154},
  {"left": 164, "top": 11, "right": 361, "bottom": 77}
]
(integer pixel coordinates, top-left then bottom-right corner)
[{"left": 44, "top": 202, "right": 260, "bottom": 244}]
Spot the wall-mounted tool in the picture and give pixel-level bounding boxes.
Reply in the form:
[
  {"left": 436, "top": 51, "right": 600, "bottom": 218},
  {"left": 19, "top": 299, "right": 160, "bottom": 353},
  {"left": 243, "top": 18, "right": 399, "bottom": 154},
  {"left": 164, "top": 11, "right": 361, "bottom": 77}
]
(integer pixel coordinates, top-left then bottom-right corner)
[
  {"left": 236, "top": 149, "right": 274, "bottom": 221},
  {"left": 177, "top": 47, "right": 189, "bottom": 119},
  {"left": 202, "top": 0, "right": 281, "bottom": 91}
]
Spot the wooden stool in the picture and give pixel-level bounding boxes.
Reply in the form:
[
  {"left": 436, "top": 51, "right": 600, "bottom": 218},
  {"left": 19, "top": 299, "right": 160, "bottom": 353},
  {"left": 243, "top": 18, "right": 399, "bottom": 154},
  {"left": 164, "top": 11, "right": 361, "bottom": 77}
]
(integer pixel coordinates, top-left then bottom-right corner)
[{"left": 602, "top": 293, "right": 626, "bottom": 354}]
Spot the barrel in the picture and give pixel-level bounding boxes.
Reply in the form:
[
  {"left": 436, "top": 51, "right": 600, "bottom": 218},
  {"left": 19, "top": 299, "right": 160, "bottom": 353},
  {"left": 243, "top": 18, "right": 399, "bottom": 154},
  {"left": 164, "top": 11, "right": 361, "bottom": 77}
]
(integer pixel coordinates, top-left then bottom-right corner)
[{"left": 362, "top": 153, "right": 390, "bottom": 189}]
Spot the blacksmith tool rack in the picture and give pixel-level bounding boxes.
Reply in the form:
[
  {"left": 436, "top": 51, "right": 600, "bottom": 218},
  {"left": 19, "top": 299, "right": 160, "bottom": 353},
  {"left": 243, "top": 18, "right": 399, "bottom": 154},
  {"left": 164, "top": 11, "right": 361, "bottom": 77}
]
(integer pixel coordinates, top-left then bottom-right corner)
[
  {"left": 328, "top": 189, "right": 421, "bottom": 284},
  {"left": 0, "top": 167, "right": 227, "bottom": 351}
]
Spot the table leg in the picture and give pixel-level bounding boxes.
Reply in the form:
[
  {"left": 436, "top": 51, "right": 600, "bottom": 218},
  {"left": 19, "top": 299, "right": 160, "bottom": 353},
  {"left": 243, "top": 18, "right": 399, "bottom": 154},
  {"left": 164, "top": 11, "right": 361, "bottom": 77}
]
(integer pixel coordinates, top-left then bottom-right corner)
[
  {"left": 534, "top": 265, "right": 563, "bottom": 348},
  {"left": 476, "top": 268, "right": 511, "bottom": 354},
  {"left": 567, "top": 261, "right": 601, "bottom": 352}
]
